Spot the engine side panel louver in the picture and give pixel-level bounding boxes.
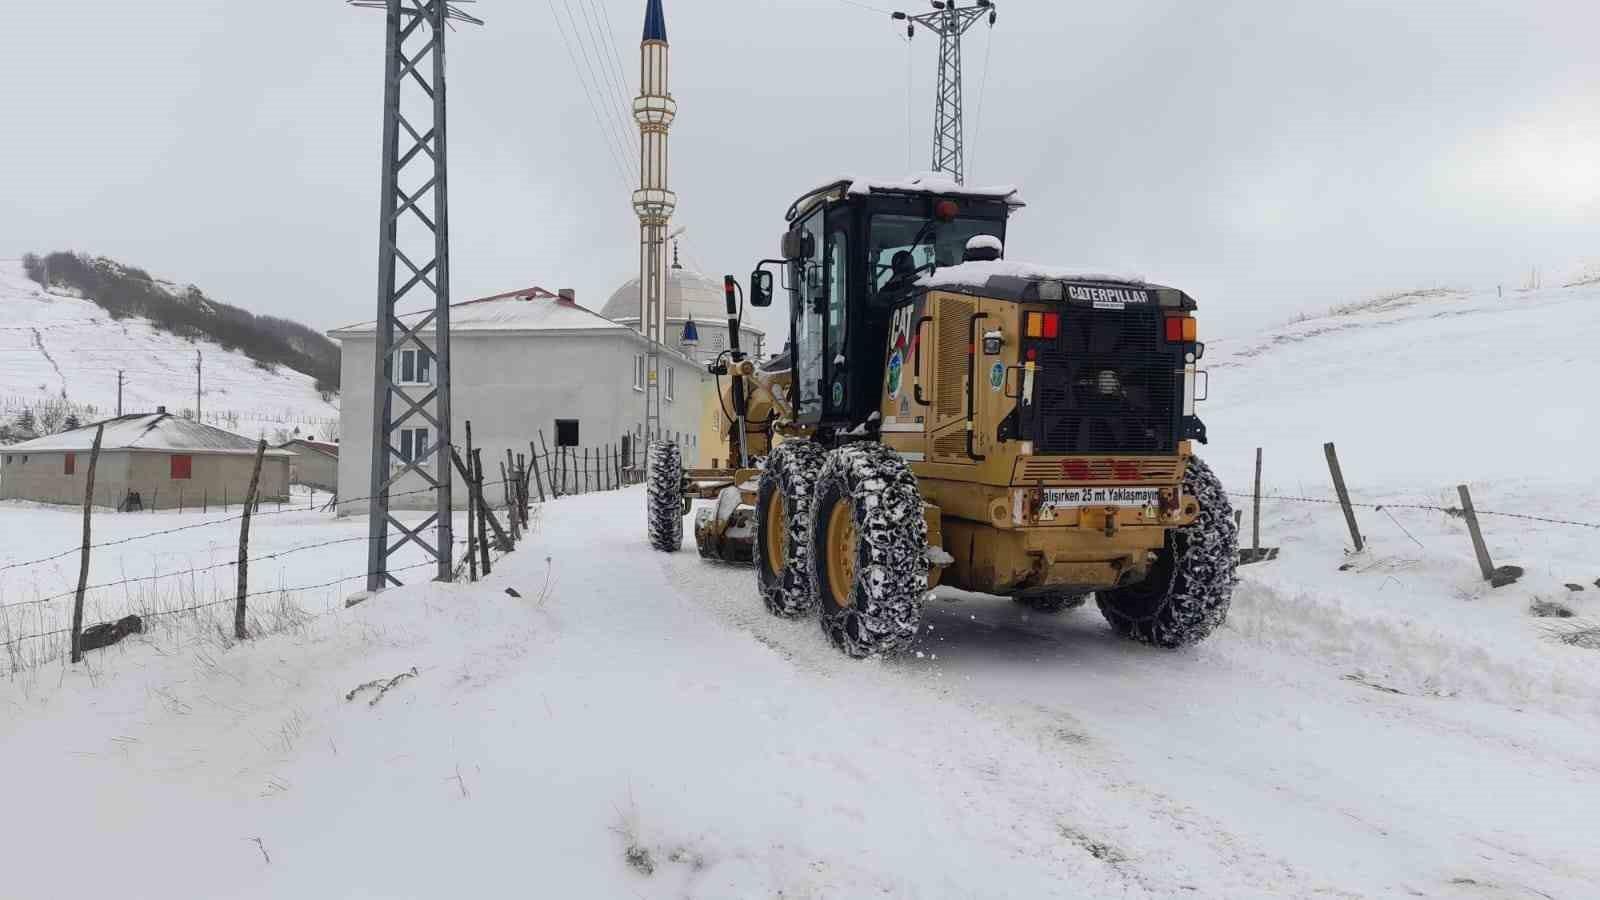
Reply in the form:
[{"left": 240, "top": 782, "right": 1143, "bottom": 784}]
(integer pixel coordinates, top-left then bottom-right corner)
[{"left": 935, "top": 298, "right": 975, "bottom": 420}]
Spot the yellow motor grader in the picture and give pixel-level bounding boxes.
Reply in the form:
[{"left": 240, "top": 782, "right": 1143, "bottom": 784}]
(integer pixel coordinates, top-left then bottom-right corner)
[{"left": 647, "top": 176, "right": 1237, "bottom": 657}]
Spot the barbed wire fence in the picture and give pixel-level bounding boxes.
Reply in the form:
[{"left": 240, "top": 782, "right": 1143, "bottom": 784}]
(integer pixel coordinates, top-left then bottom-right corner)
[
  {"left": 0, "top": 415, "right": 669, "bottom": 673},
  {"left": 0, "top": 423, "right": 536, "bottom": 673},
  {"left": 1229, "top": 442, "right": 1598, "bottom": 588}
]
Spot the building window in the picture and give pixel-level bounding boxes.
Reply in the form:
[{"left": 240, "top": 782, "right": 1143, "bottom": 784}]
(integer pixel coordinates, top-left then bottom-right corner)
[
  {"left": 712, "top": 332, "right": 725, "bottom": 351},
  {"left": 171, "top": 454, "right": 193, "bottom": 480},
  {"left": 398, "top": 348, "right": 432, "bottom": 386},
  {"left": 633, "top": 354, "right": 645, "bottom": 392},
  {"left": 665, "top": 366, "right": 675, "bottom": 402},
  {"left": 64, "top": 453, "right": 76, "bottom": 475},
  {"left": 555, "top": 419, "right": 579, "bottom": 447},
  {"left": 398, "top": 427, "right": 430, "bottom": 463}
]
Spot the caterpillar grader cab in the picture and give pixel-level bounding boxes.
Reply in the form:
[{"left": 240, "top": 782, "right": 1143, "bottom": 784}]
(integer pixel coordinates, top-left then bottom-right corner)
[{"left": 648, "top": 175, "right": 1238, "bottom": 658}]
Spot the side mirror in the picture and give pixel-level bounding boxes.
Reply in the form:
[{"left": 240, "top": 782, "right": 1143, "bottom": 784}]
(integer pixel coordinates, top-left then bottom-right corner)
[{"left": 750, "top": 270, "right": 774, "bottom": 307}]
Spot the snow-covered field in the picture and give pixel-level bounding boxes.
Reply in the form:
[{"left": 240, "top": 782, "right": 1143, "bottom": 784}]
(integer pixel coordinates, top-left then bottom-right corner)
[
  {"left": 1, "top": 281, "right": 1597, "bottom": 898},
  {"left": 0, "top": 263, "right": 338, "bottom": 431}
]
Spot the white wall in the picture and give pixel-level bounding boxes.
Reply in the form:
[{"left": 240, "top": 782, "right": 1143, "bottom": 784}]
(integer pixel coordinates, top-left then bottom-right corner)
[{"left": 336, "top": 330, "right": 709, "bottom": 514}]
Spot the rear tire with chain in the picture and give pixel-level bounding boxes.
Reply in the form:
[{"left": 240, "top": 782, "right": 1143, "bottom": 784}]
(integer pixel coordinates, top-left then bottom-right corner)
[
  {"left": 646, "top": 440, "right": 685, "bottom": 552},
  {"left": 810, "top": 443, "right": 928, "bottom": 658},
  {"left": 1096, "top": 456, "right": 1238, "bottom": 647},
  {"left": 754, "top": 440, "right": 825, "bottom": 617}
]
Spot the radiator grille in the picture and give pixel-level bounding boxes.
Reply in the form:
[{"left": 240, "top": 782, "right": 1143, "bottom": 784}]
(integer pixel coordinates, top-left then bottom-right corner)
[
  {"left": 1017, "top": 457, "right": 1182, "bottom": 484},
  {"left": 1030, "top": 306, "right": 1180, "bottom": 454},
  {"left": 935, "top": 298, "right": 974, "bottom": 419}
]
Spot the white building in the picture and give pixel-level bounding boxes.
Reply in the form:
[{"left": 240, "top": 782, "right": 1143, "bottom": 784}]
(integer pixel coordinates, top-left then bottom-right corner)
[{"left": 329, "top": 287, "right": 711, "bottom": 513}]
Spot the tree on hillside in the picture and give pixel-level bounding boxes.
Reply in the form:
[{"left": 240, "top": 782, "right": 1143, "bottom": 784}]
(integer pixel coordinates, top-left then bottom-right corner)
[
  {"left": 63, "top": 413, "right": 81, "bottom": 430},
  {"left": 13, "top": 408, "right": 37, "bottom": 440}
]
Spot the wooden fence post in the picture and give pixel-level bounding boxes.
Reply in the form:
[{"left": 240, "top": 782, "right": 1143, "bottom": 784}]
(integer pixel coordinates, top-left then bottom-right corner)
[
  {"left": 465, "top": 450, "right": 478, "bottom": 582},
  {"left": 582, "top": 448, "right": 590, "bottom": 494},
  {"left": 1252, "top": 447, "right": 1263, "bottom": 553},
  {"left": 528, "top": 441, "right": 546, "bottom": 502},
  {"left": 516, "top": 453, "right": 530, "bottom": 523},
  {"left": 69, "top": 424, "right": 104, "bottom": 664},
  {"left": 1457, "top": 484, "right": 1496, "bottom": 581},
  {"left": 1323, "top": 442, "right": 1364, "bottom": 552},
  {"left": 499, "top": 460, "right": 519, "bottom": 543},
  {"left": 539, "top": 431, "right": 555, "bottom": 497},
  {"left": 472, "top": 450, "right": 494, "bottom": 568},
  {"left": 235, "top": 439, "right": 265, "bottom": 641}
]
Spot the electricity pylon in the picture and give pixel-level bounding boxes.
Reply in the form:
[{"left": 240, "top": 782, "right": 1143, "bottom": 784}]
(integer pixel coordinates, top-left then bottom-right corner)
[
  {"left": 350, "top": 0, "right": 482, "bottom": 590},
  {"left": 892, "top": 0, "right": 997, "bottom": 184}
]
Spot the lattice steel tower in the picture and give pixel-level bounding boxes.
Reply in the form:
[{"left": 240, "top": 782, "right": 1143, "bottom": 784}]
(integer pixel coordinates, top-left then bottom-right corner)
[
  {"left": 351, "top": 0, "right": 482, "bottom": 590},
  {"left": 893, "top": 0, "right": 997, "bottom": 184},
  {"left": 634, "top": 0, "right": 675, "bottom": 441}
]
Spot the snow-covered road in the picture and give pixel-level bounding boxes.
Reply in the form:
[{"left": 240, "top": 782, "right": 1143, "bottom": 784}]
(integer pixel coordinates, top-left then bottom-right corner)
[
  {"left": 661, "top": 488, "right": 1600, "bottom": 899},
  {"left": 2, "top": 485, "right": 1596, "bottom": 898}
]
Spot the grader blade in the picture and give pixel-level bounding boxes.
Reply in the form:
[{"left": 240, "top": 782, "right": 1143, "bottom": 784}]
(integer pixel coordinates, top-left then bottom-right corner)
[{"left": 694, "top": 485, "right": 756, "bottom": 564}]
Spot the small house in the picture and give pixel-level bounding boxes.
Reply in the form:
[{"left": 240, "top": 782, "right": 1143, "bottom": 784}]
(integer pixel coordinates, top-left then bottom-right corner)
[
  {"left": 277, "top": 438, "right": 339, "bottom": 492},
  {"left": 0, "top": 409, "right": 291, "bottom": 510}
]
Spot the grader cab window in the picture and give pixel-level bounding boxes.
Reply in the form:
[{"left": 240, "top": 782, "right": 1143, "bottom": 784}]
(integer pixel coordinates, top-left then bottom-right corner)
[{"left": 869, "top": 214, "right": 1002, "bottom": 295}]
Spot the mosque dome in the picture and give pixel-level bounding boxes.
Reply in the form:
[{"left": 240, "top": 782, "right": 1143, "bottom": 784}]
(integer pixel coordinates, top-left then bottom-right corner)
[{"left": 600, "top": 266, "right": 739, "bottom": 325}]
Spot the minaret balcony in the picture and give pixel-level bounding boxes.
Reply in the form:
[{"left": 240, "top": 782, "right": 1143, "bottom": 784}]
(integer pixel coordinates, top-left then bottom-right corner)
[{"left": 632, "top": 95, "right": 677, "bottom": 126}]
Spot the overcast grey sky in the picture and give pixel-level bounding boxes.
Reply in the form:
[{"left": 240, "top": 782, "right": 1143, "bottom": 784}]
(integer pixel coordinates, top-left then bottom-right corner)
[{"left": 4, "top": 0, "right": 1597, "bottom": 342}]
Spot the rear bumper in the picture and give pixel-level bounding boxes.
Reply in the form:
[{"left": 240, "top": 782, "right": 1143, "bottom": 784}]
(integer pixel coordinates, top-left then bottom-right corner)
[{"left": 939, "top": 517, "right": 1170, "bottom": 595}]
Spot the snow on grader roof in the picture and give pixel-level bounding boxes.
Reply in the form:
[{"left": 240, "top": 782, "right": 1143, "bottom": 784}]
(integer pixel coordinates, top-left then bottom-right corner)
[
  {"left": 917, "top": 259, "right": 1147, "bottom": 291},
  {"left": 787, "top": 173, "right": 1024, "bottom": 221},
  {"left": 7, "top": 412, "right": 292, "bottom": 456},
  {"left": 841, "top": 173, "right": 1023, "bottom": 203}
]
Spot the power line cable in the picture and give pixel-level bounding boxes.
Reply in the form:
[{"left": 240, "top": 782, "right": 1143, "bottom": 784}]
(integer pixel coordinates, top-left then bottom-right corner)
[
  {"left": 578, "top": 0, "right": 641, "bottom": 170},
  {"left": 547, "top": 0, "right": 634, "bottom": 189},
  {"left": 968, "top": 21, "right": 994, "bottom": 182},
  {"left": 560, "top": 0, "right": 641, "bottom": 178}
]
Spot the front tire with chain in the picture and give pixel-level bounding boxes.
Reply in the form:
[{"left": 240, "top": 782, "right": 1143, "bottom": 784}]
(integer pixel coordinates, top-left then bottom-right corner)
[
  {"left": 1096, "top": 456, "right": 1238, "bottom": 647},
  {"left": 754, "top": 440, "right": 825, "bottom": 617},
  {"left": 810, "top": 443, "right": 928, "bottom": 658},
  {"left": 646, "top": 440, "right": 685, "bottom": 552}
]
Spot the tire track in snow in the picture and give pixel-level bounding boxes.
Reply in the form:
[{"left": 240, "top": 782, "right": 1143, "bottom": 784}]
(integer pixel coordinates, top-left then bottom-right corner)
[{"left": 655, "top": 508, "right": 1323, "bottom": 897}]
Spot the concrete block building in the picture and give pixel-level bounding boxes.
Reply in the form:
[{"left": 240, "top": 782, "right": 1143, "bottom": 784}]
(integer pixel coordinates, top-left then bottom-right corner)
[
  {"left": 0, "top": 410, "right": 291, "bottom": 510},
  {"left": 329, "top": 287, "right": 712, "bottom": 514}
]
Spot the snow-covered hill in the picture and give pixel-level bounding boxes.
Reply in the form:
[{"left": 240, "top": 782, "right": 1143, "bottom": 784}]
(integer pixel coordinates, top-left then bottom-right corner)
[
  {"left": 1, "top": 280, "right": 1597, "bottom": 898},
  {"left": 0, "top": 262, "right": 338, "bottom": 436}
]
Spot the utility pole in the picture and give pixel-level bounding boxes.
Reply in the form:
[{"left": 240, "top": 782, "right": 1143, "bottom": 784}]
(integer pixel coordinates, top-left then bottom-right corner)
[
  {"left": 194, "top": 350, "right": 202, "bottom": 420},
  {"left": 892, "top": 0, "right": 998, "bottom": 184},
  {"left": 116, "top": 370, "right": 124, "bottom": 416},
  {"left": 350, "top": 0, "right": 481, "bottom": 589}
]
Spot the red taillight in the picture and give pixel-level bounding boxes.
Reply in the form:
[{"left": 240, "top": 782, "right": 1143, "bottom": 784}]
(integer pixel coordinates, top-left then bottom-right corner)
[
  {"left": 1063, "top": 460, "right": 1093, "bottom": 479},
  {"left": 1164, "top": 316, "right": 1183, "bottom": 342},
  {"left": 1025, "top": 347, "right": 1037, "bottom": 361},
  {"left": 1041, "top": 312, "right": 1059, "bottom": 338},
  {"left": 1112, "top": 461, "right": 1140, "bottom": 480}
]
